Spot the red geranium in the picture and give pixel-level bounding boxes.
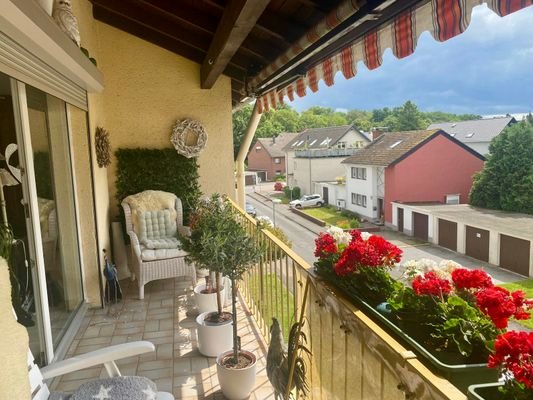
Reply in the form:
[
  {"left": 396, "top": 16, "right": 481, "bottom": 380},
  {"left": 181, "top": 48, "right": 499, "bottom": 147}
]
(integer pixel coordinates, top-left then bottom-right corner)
[
  {"left": 488, "top": 330, "right": 533, "bottom": 389},
  {"left": 475, "top": 287, "right": 532, "bottom": 329},
  {"left": 333, "top": 233, "right": 402, "bottom": 276},
  {"left": 451, "top": 268, "right": 493, "bottom": 290},
  {"left": 314, "top": 233, "right": 337, "bottom": 259},
  {"left": 412, "top": 271, "right": 452, "bottom": 297}
]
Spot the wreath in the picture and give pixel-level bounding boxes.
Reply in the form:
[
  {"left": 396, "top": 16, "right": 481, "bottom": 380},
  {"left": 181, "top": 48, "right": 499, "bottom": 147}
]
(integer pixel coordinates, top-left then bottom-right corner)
[
  {"left": 95, "top": 126, "right": 111, "bottom": 168},
  {"left": 170, "top": 119, "right": 208, "bottom": 158}
]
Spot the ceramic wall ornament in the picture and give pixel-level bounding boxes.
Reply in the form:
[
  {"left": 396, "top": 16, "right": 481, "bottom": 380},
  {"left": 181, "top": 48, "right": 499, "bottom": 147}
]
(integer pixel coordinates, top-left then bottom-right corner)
[
  {"left": 171, "top": 119, "right": 208, "bottom": 158},
  {"left": 95, "top": 127, "right": 111, "bottom": 168},
  {"left": 53, "top": 0, "right": 81, "bottom": 47}
]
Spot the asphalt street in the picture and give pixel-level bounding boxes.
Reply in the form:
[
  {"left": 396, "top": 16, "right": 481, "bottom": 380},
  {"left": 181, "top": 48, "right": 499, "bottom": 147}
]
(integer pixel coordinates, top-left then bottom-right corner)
[{"left": 245, "top": 193, "right": 320, "bottom": 266}]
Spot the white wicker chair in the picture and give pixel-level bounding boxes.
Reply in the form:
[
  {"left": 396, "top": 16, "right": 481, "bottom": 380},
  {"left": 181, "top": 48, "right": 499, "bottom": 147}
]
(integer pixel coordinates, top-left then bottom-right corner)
[{"left": 122, "top": 191, "right": 196, "bottom": 299}]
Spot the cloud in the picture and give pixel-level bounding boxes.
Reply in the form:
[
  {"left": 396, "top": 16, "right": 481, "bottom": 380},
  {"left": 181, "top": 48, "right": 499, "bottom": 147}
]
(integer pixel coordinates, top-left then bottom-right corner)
[{"left": 290, "top": 5, "right": 533, "bottom": 115}]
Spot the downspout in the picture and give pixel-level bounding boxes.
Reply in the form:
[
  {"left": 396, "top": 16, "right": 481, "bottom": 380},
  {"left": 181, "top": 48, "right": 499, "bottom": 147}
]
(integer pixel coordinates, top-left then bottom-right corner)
[{"left": 235, "top": 101, "right": 262, "bottom": 207}]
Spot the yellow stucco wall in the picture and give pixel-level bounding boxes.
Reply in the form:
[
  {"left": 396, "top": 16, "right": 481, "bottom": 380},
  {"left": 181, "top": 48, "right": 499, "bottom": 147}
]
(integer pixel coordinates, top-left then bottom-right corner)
[
  {"left": 94, "top": 22, "right": 235, "bottom": 217},
  {"left": 71, "top": 0, "right": 235, "bottom": 304},
  {"left": 0, "top": 257, "right": 30, "bottom": 399}
]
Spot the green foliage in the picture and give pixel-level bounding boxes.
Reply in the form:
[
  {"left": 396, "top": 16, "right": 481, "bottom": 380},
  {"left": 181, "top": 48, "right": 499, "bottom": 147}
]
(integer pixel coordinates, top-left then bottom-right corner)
[
  {"left": 115, "top": 148, "right": 201, "bottom": 223},
  {"left": 470, "top": 121, "right": 533, "bottom": 214},
  {"left": 259, "top": 223, "right": 292, "bottom": 249},
  {"left": 233, "top": 101, "right": 481, "bottom": 160},
  {"left": 431, "top": 296, "right": 499, "bottom": 358}
]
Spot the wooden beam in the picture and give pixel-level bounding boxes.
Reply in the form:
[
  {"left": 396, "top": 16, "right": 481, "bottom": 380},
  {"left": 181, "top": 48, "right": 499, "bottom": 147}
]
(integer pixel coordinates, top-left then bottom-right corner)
[{"left": 201, "top": 0, "right": 270, "bottom": 89}]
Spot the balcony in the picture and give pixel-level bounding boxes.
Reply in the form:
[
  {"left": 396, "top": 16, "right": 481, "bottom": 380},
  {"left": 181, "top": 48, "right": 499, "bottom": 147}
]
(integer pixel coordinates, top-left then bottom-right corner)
[
  {"left": 51, "top": 202, "right": 465, "bottom": 400},
  {"left": 294, "top": 148, "right": 360, "bottom": 158}
]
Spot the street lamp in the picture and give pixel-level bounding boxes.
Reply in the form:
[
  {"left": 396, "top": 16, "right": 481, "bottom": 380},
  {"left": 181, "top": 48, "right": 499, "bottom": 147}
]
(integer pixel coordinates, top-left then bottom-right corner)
[{"left": 272, "top": 198, "right": 281, "bottom": 227}]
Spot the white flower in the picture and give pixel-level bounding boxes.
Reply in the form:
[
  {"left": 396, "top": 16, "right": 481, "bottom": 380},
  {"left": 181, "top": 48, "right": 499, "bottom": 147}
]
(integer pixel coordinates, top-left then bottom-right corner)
[
  {"left": 327, "top": 226, "right": 352, "bottom": 246},
  {"left": 361, "top": 231, "right": 373, "bottom": 241}
]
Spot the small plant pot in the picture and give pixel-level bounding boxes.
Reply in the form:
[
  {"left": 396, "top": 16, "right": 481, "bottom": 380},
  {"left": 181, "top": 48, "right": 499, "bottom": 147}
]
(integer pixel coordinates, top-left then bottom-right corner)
[
  {"left": 216, "top": 350, "right": 257, "bottom": 400},
  {"left": 194, "top": 281, "right": 226, "bottom": 314},
  {"left": 196, "top": 312, "right": 232, "bottom": 357}
]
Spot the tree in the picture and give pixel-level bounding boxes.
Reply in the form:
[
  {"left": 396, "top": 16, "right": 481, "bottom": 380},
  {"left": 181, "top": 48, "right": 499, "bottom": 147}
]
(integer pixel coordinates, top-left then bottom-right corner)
[
  {"left": 394, "top": 100, "right": 429, "bottom": 131},
  {"left": 470, "top": 121, "right": 533, "bottom": 214}
]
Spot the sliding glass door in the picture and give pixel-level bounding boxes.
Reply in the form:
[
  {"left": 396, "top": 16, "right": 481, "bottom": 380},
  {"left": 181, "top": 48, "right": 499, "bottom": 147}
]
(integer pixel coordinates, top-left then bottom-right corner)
[{"left": 1, "top": 73, "right": 84, "bottom": 364}]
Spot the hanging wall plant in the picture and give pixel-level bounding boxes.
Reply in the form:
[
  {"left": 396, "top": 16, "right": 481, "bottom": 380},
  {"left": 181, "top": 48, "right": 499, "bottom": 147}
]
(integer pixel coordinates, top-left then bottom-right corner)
[
  {"left": 95, "top": 127, "right": 111, "bottom": 168},
  {"left": 170, "top": 118, "right": 208, "bottom": 158}
]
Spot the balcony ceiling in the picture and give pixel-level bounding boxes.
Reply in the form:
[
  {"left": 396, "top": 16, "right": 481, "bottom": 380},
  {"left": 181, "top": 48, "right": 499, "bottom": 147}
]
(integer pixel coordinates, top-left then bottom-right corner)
[{"left": 89, "top": 0, "right": 426, "bottom": 106}]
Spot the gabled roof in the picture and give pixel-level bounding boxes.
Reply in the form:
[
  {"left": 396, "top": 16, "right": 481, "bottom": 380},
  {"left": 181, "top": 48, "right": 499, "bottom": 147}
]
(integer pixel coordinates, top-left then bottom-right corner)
[
  {"left": 428, "top": 116, "right": 515, "bottom": 143},
  {"left": 282, "top": 125, "right": 367, "bottom": 152},
  {"left": 255, "top": 132, "right": 298, "bottom": 158},
  {"left": 342, "top": 129, "right": 485, "bottom": 166}
]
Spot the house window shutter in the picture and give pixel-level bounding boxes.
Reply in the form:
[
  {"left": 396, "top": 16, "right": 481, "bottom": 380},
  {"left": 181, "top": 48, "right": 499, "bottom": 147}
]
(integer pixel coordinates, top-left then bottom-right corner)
[{"left": 0, "top": 31, "right": 88, "bottom": 110}]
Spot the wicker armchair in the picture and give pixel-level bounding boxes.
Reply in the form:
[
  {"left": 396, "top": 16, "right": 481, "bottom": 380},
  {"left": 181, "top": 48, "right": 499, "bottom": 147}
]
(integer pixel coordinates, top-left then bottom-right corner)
[{"left": 122, "top": 190, "right": 196, "bottom": 299}]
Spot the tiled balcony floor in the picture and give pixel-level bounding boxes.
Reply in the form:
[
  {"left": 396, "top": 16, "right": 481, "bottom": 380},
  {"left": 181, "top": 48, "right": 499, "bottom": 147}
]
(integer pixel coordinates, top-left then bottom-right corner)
[{"left": 53, "top": 277, "right": 275, "bottom": 399}]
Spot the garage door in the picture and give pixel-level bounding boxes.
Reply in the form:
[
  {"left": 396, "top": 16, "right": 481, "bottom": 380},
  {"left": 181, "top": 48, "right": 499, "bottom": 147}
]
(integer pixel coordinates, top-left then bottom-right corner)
[
  {"left": 413, "top": 212, "right": 428, "bottom": 241},
  {"left": 397, "top": 208, "right": 404, "bottom": 233},
  {"left": 438, "top": 219, "right": 457, "bottom": 251},
  {"left": 500, "top": 235, "right": 530, "bottom": 276},
  {"left": 465, "top": 226, "right": 490, "bottom": 262}
]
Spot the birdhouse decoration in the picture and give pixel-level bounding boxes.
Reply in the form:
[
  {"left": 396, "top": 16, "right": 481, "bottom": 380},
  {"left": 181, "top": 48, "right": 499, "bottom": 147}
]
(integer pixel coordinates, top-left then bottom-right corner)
[{"left": 53, "top": 0, "right": 81, "bottom": 47}]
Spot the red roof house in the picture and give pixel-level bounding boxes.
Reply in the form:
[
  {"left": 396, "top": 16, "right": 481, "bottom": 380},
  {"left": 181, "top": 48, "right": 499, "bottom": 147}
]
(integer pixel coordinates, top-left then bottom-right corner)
[
  {"left": 342, "top": 129, "right": 485, "bottom": 224},
  {"left": 246, "top": 132, "right": 297, "bottom": 181}
]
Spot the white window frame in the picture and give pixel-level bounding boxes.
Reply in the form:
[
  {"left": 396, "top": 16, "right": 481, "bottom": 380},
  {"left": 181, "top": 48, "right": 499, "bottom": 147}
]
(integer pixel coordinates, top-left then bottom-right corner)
[
  {"left": 274, "top": 157, "right": 280, "bottom": 164},
  {"left": 446, "top": 194, "right": 460, "bottom": 204}
]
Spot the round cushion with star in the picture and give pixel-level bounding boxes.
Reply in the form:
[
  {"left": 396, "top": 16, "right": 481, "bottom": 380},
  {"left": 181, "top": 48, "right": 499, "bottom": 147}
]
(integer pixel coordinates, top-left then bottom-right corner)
[{"left": 70, "top": 376, "right": 157, "bottom": 400}]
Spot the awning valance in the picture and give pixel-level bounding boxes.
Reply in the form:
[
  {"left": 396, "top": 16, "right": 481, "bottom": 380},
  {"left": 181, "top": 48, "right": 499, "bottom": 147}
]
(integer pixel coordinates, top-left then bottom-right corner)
[{"left": 256, "top": 0, "right": 532, "bottom": 114}]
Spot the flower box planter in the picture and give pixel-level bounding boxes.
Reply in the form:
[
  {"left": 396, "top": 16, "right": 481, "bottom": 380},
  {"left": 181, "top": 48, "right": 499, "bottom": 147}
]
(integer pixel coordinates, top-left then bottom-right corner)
[
  {"left": 318, "top": 275, "right": 498, "bottom": 393},
  {"left": 467, "top": 382, "right": 504, "bottom": 400}
]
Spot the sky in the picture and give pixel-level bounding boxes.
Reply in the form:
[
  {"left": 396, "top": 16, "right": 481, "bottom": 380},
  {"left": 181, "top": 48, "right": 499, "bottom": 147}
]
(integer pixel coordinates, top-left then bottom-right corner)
[{"left": 290, "top": 4, "right": 533, "bottom": 116}]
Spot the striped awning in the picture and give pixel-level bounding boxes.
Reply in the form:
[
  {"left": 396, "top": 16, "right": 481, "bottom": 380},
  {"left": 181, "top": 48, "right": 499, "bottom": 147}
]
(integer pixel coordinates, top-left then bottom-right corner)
[{"left": 255, "top": 0, "right": 533, "bottom": 114}]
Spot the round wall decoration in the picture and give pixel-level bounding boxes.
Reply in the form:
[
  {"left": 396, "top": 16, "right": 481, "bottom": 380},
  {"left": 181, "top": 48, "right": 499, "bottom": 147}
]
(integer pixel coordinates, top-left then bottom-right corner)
[
  {"left": 95, "top": 126, "right": 111, "bottom": 168},
  {"left": 171, "top": 118, "right": 208, "bottom": 158}
]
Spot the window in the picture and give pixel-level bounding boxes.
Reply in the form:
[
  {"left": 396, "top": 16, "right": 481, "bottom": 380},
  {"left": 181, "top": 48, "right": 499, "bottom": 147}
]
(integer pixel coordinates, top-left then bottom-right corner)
[
  {"left": 390, "top": 140, "right": 403, "bottom": 148},
  {"left": 351, "top": 167, "right": 367, "bottom": 180},
  {"left": 275, "top": 170, "right": 281, "bottom": 175},
  {"left": 465, "top": 133, "right": 475, "bottom": 138},
  {"left": 446, "top": 194, "right": 460, "bottom": 204},
  {"left": 274, "top": 157, "right": 281, "bottom": 164},
  {"left": 255, "top": 146, "right": 262, "bottom": 151},
  {"left": 337, "top": 141, "right": 346, "bottom": 149},
  {"left": 351, "top": 193, "right": 368, "bottom": 207},
  {"left": 309, "top": 139, "right": 317, "bottom": 146}
]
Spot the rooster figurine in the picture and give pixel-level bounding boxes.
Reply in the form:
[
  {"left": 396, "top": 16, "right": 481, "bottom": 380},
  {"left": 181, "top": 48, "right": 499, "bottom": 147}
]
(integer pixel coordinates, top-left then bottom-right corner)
[
  {"left": 267, "top": 318, "right": 311, "bottom": 400},
  {"left": 53, "top": 0, "right": 81, "bottom": 47}
]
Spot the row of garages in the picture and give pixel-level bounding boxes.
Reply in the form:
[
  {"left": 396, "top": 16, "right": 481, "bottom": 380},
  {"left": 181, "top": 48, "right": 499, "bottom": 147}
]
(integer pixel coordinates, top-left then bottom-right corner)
[{"left": 391, "top": 203, "right": 533, "bottom": 277}]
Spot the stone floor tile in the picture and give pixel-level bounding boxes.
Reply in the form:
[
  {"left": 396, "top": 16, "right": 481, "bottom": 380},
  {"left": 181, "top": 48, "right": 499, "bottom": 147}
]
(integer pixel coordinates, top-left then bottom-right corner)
[{"left": 140, "top": 367, "right": 173, "bottom": 380}]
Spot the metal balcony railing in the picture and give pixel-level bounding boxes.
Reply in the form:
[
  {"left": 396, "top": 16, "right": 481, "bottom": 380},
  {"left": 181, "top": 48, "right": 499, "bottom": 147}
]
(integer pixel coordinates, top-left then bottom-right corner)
[
  {"left": 229, "top": 199, "right": 467, "bottom": 400},
  {"left": 294, "top": 148, "right": 360, "bottom": 158}
]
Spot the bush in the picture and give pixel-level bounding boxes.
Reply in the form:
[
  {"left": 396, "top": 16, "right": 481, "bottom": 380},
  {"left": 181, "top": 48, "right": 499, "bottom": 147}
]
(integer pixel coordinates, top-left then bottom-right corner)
[
  {"left": 259, "top": 223, "right": 292, "bottom": 248},
  {"left": 341, "top": 209, "right": 359, "bottom": 219},
  {"left": 349, "top": 219, "right": 360, "bottom": 229},
  {"left": 275, "top": 174, "right": 286, "bottom": 181},
  {"left": 274, "top": 181, "right": 284, "bottom": 191},
  {"left": 283, "top": 185, "right": 301, "bottom": 200},
  {"left": 115, "top": 148, "right": 201, "bottom": 224},
  {"left": 337, "top": 220, "right": 351, "bottom": 229}
]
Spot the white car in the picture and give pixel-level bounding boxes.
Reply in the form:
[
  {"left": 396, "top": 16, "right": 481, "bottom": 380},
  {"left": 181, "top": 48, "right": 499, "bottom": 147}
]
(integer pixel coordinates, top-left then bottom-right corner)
[{"left": 289, "top": 194, "right": 324, "bottom": 209}]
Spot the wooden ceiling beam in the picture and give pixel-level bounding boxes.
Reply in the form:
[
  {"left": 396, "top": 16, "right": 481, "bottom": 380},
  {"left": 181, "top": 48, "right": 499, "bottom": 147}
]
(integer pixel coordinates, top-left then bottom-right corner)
[
  {"left": 201, "top": 0, "right": 270, "bottom": 89},
  {"left": 91, "top": 0, "right": 211, "bottom": 52}
]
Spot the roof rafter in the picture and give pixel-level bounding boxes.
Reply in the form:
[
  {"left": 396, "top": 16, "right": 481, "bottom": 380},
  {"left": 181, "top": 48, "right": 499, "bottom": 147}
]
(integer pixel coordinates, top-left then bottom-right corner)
[{"left": 201, "top": 0, "right": 270, "bottom": 89}]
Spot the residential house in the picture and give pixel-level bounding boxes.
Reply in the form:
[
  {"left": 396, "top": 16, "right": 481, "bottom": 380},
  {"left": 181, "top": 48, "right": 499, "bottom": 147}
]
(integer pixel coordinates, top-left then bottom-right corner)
[
  {"left": 246, "top": 132, "right": 298, "bottom": 181},
  {"left": 428, "top": 116, "right": 516, "bottom": 155},
  {"left": 283, "top": 125, "right": 369, "bottom": 195},
  {"left": 342, "top": 129, "right": 485, "bottom": 224}
]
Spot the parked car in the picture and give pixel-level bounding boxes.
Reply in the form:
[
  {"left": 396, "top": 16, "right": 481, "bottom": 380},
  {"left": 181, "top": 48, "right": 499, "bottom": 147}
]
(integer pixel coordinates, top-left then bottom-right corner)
[
  {"left": 289, "top": 194, "right": 324, "bottom": 209},
  {"left": 245, "top": 203, "right": 257, "bottom": 217}
]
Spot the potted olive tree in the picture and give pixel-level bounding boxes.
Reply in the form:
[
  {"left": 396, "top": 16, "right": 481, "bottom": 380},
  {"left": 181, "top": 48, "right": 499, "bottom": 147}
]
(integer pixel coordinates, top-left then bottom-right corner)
[
  {"left": 209, "top": 197, "right": 262, "bottom": 400},
  {"left": 180, "top": 196, "right": 227, "bottom": 315},
  {"left": 179, "top": 195, "right": 231, "bottom": 357}
]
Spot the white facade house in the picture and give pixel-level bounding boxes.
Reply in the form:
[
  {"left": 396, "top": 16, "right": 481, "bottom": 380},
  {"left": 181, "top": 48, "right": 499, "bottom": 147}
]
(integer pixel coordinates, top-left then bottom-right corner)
[
  {"left": 428, "top": 116, "right": 515, "bottom": 156},
  {"left": 344, "top": 165, "right": 384, "bottom": 221},
  {"left": 284, "top": 125, "right": 370, "bottom": 195}
]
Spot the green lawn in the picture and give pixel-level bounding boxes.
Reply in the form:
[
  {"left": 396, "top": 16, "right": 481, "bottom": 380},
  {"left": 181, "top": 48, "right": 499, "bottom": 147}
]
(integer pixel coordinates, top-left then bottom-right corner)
[
  {"left": 303, "top": 206, "right": 359, "bottom": 229},
  {"left": 248, "top": 272, "right": 295, "bottom": 339},
  {"left": 499, "top": 279, "right": 533, "bottom": 330},
  {"left": 270, "top": 193, "right": 290, "bottom": 204}
]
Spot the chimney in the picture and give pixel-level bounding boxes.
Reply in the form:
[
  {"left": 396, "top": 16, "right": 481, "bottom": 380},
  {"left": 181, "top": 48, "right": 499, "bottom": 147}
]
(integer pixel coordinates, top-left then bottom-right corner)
[
  {"left": 370, "top": 128, "right": 385, "bottom": 141},
  {"left": 272, "top": 136, "right": 276, "bottom": 144}
]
